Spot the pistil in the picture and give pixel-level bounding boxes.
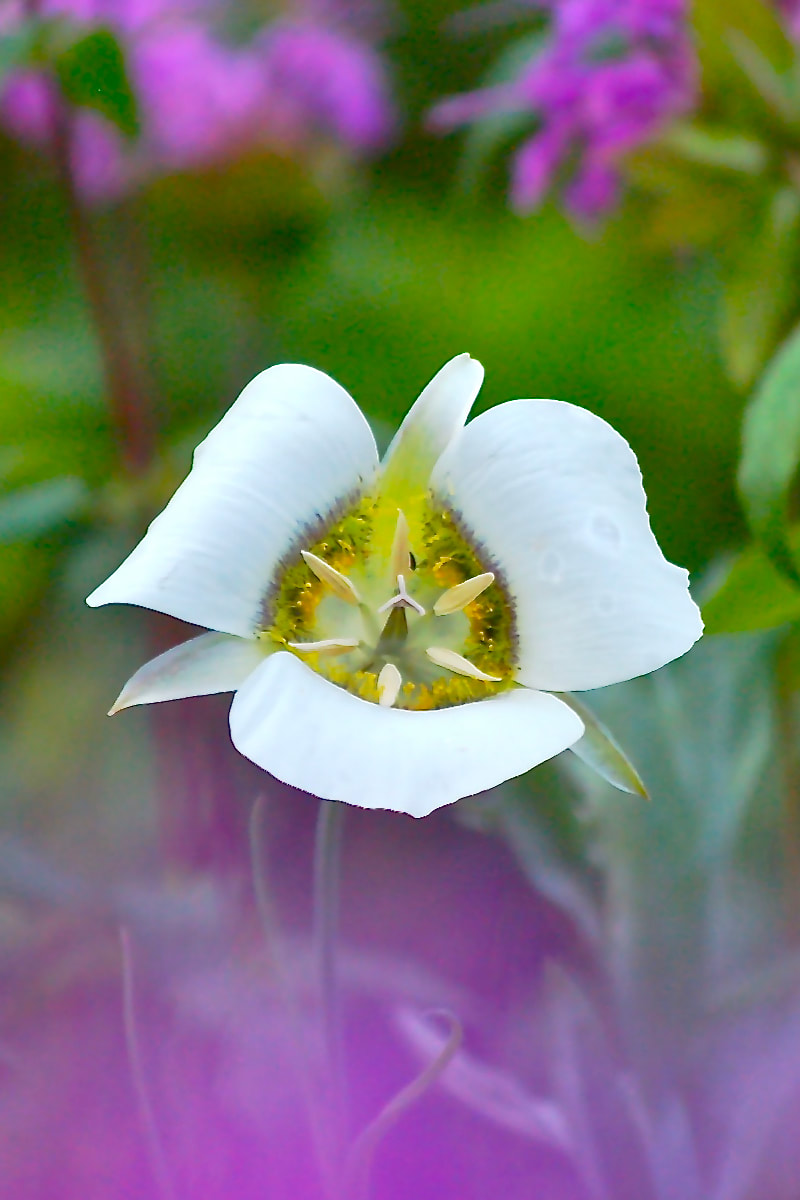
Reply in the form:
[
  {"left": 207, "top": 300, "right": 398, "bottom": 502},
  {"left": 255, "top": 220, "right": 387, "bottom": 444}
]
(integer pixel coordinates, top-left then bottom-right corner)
[{"left": 378, "top": 574, "right": 426, "bottom": 617}]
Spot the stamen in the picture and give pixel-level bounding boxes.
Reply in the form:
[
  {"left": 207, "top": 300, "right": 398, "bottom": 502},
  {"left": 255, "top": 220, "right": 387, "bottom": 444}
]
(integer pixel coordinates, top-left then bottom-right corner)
[
  {"left": 377, "top": 662, "right": 403, "bottom": 707},
  {"left": 378, "top": 574, "right": 426, "bottom": 617},
  {"left": 425, "top": 646, "right": 501, "bottom": 682},
  {"left": 288, "top": 638, "right": 359, "bottom": 657},
  {"left": 433, "top": 572, "right": 495, "bottom": 616},
  {"left": 390, "top": 509, "right": 412, "bottom": 578},
  {"left": 301, "top": 550, "right": 361, "bottom": 605}
]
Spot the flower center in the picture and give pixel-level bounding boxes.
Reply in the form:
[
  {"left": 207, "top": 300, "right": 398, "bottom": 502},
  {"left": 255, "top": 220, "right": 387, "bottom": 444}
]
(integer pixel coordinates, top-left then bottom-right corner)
[{"left": 261, "top": 498, "right": 517, "bottom": 709}]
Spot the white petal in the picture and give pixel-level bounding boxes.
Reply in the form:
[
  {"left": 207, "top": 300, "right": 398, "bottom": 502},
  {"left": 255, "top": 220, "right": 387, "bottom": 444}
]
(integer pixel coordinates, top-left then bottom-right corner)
[
  {"left": 228, "top": 652, "right": 584, "bottom": 816},
  {"left": 379, "top": 354, "right": 484, "bottom": 496},
  {"left": 87, "top": 365, "right": 379, "bottom": 635},
  {"left": 109, "top": 632, "right": 266, "bottom": 713},
  {"left": 431, "top": 399, "right": 703, "bottom": 692}
]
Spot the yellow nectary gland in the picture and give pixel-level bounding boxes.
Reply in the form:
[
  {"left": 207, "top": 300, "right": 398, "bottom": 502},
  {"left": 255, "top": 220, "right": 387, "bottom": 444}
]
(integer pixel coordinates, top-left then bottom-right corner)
[
  {"left": 262, "top": 496, "right": 517, "bottom": 710},
  {"left": 262, "top": 497, "right": 376, "bottom": 643},
  {"left": 418, "top": 505, "right": 517, "bottom": 681}
]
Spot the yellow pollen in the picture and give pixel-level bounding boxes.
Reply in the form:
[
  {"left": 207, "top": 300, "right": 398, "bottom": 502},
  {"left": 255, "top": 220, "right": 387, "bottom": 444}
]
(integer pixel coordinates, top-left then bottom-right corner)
[
  {"left": 434, "top": 572, "right": 495, "bottom": 616},
  {"left": 425, "top": 646, "right": 502, "bottom": 682},
  {"left": 288, "top": 638, "right": 359, "bottom": 656},
  {"left": 301, "top": 550, "right": 361, "bottom": 605},
  {"left": 377, "top": 662, "right": 403, "bottom": 707},
  {"left": 390, "top": 509, "right": 412, "bottom": 578}
]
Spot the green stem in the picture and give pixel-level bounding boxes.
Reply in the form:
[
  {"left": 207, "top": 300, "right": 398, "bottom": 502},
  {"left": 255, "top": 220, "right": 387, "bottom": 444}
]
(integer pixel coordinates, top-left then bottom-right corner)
[
  {"left": 21, "top": 0, "right": 158, "bottom": 477},
  {"left": 49, "top": 103, "right": 156, "bottom": 474},
  {"left": 313, "top": 799, "right": 348, "bottom": 1186}
]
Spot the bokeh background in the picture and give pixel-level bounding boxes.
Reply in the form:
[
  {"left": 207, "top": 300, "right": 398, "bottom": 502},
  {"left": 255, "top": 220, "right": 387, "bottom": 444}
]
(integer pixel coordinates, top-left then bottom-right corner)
[{"left": 2, "top": 0, "right": 800, "bottom": 1197}]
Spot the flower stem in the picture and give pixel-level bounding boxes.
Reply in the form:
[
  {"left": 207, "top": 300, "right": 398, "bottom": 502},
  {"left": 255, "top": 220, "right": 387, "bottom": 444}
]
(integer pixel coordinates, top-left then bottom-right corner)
[
  {"left": 48, "top": 103, "right": 156, "bottom": 474},
  {"left": 119, "top": 926, "right": 177, "bottom": 1200},
  {"left": 249, "top": 796, "right": 335, "bottom": 1198},
  {"left": 22, "top": 0, "right": 158, "bottom": 477},
  {"left": 343, "top": 1012, "right": 462, "bottom": 1200},
  {"left": 313, "top": 799, "right": 348, "bottom": 1187}
]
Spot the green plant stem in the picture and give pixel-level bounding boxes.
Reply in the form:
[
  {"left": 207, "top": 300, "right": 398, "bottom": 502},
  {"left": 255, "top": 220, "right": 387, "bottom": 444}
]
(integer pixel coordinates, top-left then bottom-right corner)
[
  {"left": 313, "top": 799, "right": 348, "bottom": 1189},
  {"left": 48, "top": 103, "right": 156, "bottom": 474},
  {"left": 22, "top": 0, "right": 157, "bottom": 476}
]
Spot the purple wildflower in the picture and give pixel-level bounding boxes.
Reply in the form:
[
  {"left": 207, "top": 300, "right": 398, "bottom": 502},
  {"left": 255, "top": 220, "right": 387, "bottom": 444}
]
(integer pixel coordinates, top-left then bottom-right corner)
[
  {"left": 778, "top": 0, "right": 800, "bottom": 39},
  {"left": 0, "top": 0, "right": 394, "bottom": 203},
  {"left": 431, "top": 0, "right": 696, "bottom": 224},
  {"left": 258, "top": 22, "right": 394, "bottom": 153}
]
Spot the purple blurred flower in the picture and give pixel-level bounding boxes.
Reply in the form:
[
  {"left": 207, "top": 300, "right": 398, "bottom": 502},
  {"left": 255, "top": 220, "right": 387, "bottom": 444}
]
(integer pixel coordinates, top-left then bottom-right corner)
[
  {"left": 778, "top": 0, "right": 800, "bottom": 39},
  {"left": 259, "top": 22, "right": 394, "bottom": 153},
  {"left": 431, "top": 0, "right": 696, "bottom": 224},
  {"left": 0, "top": 71, "right": 131, "bottom": 200},
  {"left": 0, "top": 0, "right": 394, "bottom": 203}
]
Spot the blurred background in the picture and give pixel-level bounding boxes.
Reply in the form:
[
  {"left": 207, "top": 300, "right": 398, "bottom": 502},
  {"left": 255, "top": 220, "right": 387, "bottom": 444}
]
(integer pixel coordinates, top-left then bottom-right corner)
[{"left": 3, "top": 0, "right": 800, "bottom": 1196}]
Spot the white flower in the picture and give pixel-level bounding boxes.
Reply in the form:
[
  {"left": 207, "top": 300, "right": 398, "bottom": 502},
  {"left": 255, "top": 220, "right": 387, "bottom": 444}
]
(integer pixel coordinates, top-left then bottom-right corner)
[{"left": 86, "top": 354, "right": 702, "bottom": 817}]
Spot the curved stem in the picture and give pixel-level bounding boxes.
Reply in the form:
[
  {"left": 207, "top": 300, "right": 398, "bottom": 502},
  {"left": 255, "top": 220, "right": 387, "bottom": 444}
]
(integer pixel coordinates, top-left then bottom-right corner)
[{"left": 343, "top": 1012, "right": 463, "bottom": 1200}]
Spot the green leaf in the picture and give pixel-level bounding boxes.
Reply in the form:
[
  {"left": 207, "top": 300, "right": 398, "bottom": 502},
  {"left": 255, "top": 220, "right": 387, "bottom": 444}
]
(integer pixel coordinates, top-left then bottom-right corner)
[
  {"left": 556, "top": 692, "right": 648, "bottom": 797},
  {"left": 53, "top": 28, "right": 139, "bottom": 139},
  {"left": 719, "top": 187, "right": 800, "bottom": 389},
  {"left": 457, "top": 32, "right": 545, "bottom": 191},
  {"left": 703, "top": 533, "right": 800, "bottom": 633},
  {"left": 738, "top": 320, "right": 800, "bottom": 583},
  {"left": 664, "top": 124, "right": 768, "bottom": 174},
  {"left": 0, "top": 477, "right": 89, "bottom": 544},
  {"left": 727, "top": 30, "right": 800, "bottom": 127}
]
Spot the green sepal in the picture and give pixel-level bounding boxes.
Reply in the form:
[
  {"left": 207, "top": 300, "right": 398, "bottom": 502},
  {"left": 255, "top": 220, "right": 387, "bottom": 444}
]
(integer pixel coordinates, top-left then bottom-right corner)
[{"left": 555, "top": 691, "right": 648, "bottom": 798}]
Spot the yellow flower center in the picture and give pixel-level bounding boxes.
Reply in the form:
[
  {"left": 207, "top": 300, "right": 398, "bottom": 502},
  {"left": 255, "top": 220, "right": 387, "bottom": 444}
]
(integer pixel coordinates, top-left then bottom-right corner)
[{"left": 261, "top": 497, "right": 517, "bottom": 709}]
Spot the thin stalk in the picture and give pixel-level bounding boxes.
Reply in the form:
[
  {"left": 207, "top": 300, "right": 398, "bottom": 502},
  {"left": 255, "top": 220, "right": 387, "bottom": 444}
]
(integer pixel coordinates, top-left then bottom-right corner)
[
  {"left": 22, "top": 0, "right": 157, "bottom": 475},
  {"left": 48, "top": 101, "right": 156, "bottom": 473},
  {"left": 249, "top": 797, "right": 338, "bottom": 1200},
  {"left": 313, "top": 799, "right": 348, "bottom": 1184},
  {"left": 119, "top": 926, "right": 178, "bottom": 1200},
  {"left": 343, "top": 1013, "right": 462, "bottom": 1200}
]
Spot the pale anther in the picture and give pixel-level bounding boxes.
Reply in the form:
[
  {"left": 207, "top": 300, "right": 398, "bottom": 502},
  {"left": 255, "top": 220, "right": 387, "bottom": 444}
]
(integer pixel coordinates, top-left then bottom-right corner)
[
  {"left": 433, "top": 572, "right": 495, "bottom": 616},
  {"left": 288, "top": 638, "right": 359, "bottom": 657},
  {"left": 301, "top": 550, "right": 361, "bottom": 605},
  {"left": 377, "top": 662, "right": 403, "bottom": 707},
  {"left": 425, "top": 646, "right": 501, "bottom": 682},
  {"left": 390, "top": 509, "right": 412, "bottom": 578},
  {"left": 378, "top": 574, "right": 426, "bottom": 617}
]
